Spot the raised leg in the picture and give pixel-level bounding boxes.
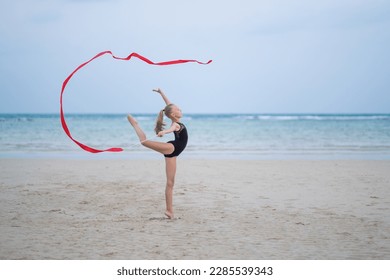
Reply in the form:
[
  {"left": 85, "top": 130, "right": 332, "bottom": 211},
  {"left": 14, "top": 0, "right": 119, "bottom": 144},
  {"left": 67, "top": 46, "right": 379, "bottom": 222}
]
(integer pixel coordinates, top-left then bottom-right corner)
[
  {"left": 164, "top": 156, "right": 177, "bottom": 219},
  {"left": 127, "top": 115, "right": 174, "bottom": 155}
]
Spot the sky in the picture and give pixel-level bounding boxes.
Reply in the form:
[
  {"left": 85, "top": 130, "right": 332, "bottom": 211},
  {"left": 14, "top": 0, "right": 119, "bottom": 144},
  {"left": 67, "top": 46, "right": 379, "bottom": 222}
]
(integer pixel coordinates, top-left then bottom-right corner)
[{"left": 1, "top": 0, "right": 389, "bottom": 114}]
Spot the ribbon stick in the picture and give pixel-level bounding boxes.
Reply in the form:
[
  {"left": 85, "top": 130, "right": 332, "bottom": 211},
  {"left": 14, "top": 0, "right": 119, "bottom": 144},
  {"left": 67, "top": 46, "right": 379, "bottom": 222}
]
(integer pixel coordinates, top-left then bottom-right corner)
[{"left": 60, "top": 51, "right": 211, "bottom": 153}]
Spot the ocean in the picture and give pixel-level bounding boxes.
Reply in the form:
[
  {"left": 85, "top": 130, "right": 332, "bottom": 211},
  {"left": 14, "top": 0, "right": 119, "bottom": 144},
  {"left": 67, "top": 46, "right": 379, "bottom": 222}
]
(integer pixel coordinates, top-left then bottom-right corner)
[{"left": 1, "top": 113, "right": 389, "bottom": 159}]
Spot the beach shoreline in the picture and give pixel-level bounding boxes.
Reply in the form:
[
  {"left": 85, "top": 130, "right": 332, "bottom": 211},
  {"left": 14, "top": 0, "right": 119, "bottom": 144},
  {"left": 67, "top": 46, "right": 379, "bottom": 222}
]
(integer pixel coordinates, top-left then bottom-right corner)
[{"left": 1, "top": 158, "right": 389, "bottom": 259}]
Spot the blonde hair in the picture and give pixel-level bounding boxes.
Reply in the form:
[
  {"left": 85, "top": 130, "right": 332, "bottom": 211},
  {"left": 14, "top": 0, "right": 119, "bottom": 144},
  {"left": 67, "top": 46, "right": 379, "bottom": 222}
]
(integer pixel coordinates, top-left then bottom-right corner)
[{"left": 154, "top": 104, "right": 175, "bottom": 134}]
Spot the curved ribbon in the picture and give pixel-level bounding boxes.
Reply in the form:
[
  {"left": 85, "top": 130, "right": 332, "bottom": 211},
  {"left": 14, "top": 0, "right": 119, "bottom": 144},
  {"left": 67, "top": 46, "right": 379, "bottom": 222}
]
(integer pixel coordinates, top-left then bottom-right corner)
[{"left": 60, "top": 51, "right": 212, "bottom": 153}]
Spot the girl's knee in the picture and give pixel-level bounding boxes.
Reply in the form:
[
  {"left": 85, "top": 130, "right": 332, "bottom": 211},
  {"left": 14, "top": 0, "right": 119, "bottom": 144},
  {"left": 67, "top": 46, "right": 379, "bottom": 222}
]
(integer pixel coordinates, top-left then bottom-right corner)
[
  {"left": 141, "top": 140, "right": 151, "bottom": 148},
  {"left": 166, "top": 179, "right": 175, "bottom": 188}
]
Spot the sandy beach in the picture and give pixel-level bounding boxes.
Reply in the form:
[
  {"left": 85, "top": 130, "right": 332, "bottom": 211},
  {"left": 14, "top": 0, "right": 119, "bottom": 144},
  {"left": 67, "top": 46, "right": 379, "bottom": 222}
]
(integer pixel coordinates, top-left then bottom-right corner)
[{"left": 0, "top": 158, "right": 389, "bottom": 259}]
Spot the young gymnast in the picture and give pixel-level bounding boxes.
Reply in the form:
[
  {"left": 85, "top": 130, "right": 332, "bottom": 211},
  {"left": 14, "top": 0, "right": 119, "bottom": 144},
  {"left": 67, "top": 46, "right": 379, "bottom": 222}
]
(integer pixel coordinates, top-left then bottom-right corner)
[{"left": 127, "top": 88, "right": 188, "bottom": 219}]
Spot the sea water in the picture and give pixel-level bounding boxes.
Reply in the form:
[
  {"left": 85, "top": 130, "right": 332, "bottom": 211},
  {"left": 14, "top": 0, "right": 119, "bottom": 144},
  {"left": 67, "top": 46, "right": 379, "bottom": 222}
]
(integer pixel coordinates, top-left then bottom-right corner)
[{"left": 0, "top": 113, "right": 389, "bottom": 159}]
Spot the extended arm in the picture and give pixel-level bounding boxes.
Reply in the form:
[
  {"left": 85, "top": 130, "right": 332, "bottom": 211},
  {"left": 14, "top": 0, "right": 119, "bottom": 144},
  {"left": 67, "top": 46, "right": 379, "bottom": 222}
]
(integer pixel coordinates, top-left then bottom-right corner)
[
  {"left": 157, "top": 122, "right": 180, "bottom": 137},
  {"left": 153, "top": 88, "right": 171, "bottom": 105}
]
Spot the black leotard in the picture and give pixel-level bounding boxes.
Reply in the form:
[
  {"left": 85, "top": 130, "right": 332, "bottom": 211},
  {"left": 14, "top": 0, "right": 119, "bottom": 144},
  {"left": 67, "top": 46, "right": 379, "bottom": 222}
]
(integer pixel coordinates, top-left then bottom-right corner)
[{"left": 164, "top": 122, "right": 188, "bottom": 158}]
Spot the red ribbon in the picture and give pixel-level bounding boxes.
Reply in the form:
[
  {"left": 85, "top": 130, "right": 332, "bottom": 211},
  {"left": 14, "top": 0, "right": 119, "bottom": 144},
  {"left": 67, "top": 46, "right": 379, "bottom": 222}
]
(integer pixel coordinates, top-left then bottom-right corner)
[{"left": 60, "top": 51, "right": 212, "bottom": 153}]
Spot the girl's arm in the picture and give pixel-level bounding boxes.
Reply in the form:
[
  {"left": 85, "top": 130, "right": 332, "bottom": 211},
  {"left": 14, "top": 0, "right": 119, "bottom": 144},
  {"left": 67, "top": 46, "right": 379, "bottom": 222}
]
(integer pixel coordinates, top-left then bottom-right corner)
[
  {"left": 157, "top": 122, "right": 180, "bottom": 137},
  {"left": 153, "top": 88, "right": 171, "bottom": 105}
]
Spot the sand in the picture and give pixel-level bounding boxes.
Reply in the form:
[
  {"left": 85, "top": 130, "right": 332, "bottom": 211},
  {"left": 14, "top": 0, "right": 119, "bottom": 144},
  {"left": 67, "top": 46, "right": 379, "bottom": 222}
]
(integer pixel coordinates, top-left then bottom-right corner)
[{"left": 0, "top": 158, "right": 389, "bottom": 259}]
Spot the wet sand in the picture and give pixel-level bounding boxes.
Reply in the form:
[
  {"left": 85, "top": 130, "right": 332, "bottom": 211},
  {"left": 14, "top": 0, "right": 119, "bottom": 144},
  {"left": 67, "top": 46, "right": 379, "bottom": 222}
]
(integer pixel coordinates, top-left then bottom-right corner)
[{"left": 1, "top": 159, "right": 389, "bottom": 259}]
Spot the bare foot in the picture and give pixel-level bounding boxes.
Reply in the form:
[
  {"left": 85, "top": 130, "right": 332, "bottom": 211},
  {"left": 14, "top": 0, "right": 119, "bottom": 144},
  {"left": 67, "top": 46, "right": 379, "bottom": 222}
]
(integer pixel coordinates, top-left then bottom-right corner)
[
  {"left": 165, "top": 211, "right": 174, "bottom": 219},
  {"left": 127, "top": 114, "right": 138, "bottom": 126}
]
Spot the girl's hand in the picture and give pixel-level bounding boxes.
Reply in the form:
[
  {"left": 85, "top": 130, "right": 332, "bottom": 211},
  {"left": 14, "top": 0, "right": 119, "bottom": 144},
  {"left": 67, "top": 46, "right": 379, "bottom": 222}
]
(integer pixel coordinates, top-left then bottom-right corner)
[
  {"left": 153, "top": 88, "right": 171, "bottom": 105},
  {"left": 157, "top": 131, "right": 165, "bottom": 137}
]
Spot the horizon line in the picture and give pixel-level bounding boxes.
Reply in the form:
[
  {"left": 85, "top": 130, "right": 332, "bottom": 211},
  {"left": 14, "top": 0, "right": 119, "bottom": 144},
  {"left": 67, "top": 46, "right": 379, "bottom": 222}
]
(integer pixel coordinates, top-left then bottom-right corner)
[{"left": 1, "top": 112, "right": 390, "bottom": 115}]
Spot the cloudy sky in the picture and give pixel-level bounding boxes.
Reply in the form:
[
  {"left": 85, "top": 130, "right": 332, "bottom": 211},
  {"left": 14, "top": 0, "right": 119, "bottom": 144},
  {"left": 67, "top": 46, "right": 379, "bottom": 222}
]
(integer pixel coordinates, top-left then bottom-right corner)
[{"left": 1, "top": 0, "right": 389, "bottom": 114}]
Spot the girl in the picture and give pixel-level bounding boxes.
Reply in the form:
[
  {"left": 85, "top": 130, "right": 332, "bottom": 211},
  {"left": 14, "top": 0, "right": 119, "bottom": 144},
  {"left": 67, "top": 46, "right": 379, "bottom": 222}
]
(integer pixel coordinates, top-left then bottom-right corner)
[{"left": 127, "top": 88, "right": 188, "bottom": 219}]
